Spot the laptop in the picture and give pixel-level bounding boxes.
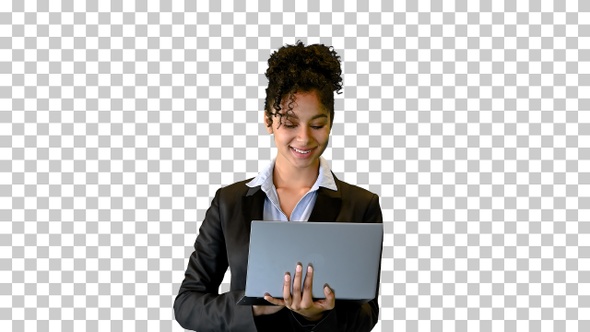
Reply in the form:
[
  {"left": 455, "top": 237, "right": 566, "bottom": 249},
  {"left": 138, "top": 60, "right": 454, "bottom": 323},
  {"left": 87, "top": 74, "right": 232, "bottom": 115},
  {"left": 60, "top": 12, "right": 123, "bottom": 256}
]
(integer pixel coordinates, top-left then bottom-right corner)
[{"left": 237, "top": 221, "right": 383, "bottom": 305}]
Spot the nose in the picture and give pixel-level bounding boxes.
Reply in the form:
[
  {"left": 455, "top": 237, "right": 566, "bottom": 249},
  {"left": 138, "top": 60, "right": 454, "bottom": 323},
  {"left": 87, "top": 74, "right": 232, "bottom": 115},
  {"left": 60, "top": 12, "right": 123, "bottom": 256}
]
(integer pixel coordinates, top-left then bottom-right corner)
[{"left": 296, "top": 125, "right": 311, "bottom": 143}]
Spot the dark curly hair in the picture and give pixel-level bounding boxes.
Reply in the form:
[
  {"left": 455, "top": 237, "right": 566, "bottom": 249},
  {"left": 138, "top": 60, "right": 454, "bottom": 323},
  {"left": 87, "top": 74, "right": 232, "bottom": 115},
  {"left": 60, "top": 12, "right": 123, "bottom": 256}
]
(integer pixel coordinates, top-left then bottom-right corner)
[{"left": 264, "top": 41, "right": 342, "bottom": 128}]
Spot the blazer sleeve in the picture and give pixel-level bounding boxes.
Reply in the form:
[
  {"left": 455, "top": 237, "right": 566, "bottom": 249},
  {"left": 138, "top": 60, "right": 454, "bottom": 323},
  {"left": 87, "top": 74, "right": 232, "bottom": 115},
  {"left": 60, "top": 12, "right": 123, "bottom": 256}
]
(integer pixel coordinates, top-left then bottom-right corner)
[
  {"left": 173, "top": 188, "right": 258, "bottom": 332},
  {"left": 290, "top": 192, "right": 383, "bottom": 332}
]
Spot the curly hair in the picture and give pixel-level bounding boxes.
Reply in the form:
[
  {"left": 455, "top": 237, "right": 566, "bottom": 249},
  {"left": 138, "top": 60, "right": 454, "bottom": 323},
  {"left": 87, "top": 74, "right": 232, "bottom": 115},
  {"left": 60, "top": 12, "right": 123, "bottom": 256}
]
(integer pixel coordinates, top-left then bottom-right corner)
[{"left": 264, "top": 41, "right": 342, "bottom": 128}]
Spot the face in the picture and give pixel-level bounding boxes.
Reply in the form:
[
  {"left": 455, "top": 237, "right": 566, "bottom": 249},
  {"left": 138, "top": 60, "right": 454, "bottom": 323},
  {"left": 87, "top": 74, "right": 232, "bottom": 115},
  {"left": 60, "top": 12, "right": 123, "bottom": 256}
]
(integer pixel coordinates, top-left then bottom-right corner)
[{"left": 266, "top": 90, "right": 331, "bottom": 172}]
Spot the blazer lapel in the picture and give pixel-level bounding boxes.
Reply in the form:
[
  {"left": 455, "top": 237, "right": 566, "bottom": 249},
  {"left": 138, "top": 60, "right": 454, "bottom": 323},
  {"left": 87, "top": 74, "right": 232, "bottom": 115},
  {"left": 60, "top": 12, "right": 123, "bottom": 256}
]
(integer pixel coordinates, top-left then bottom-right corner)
[
  {"left": 242, "top": 186, "right": 265, "bottom": 222},
  {"left": 308, "top": 186, "right": 342, "bottom": 222}
]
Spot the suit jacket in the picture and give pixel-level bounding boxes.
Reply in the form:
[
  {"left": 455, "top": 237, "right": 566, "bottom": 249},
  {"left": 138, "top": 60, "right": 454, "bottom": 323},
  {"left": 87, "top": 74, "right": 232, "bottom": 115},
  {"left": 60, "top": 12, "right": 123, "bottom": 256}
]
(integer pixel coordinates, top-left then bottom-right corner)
[{"left": 174, "top": 176, "right": 383, "bottom": 332}]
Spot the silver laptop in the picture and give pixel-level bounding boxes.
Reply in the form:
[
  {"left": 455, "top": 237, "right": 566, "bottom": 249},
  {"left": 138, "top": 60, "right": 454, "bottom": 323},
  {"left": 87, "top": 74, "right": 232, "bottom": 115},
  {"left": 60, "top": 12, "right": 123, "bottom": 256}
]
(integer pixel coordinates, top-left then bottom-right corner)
[{"left": 237, "top": 221, "right": 383, "bottom": 305}]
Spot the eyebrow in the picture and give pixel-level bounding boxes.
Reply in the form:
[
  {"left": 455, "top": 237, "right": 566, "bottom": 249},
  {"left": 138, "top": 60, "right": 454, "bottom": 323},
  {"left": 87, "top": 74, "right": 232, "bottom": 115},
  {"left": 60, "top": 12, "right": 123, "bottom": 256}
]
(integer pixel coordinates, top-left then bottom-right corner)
[{"left": 287, "top": 114, "right": 329, "bottom": 121}]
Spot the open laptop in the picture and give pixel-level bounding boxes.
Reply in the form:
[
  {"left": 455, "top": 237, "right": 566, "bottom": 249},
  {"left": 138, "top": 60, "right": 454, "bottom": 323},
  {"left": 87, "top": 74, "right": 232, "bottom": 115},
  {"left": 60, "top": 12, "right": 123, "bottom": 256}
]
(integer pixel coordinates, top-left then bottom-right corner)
[{"left": 237, "top": 221, "right": 383, "bottom": 305}]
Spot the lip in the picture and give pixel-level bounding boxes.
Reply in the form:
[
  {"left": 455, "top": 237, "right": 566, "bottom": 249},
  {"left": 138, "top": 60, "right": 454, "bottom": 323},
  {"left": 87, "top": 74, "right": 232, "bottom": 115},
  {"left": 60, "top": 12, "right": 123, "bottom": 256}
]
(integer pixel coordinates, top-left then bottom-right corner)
[{"left": 290, "top": 146, "right": 315, "bottom": 158}]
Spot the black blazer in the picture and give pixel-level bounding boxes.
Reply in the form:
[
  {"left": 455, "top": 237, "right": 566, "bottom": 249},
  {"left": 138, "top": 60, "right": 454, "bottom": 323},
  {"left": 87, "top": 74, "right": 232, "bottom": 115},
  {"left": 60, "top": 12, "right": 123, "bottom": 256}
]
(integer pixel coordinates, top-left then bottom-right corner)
[{"left": 174, "top": 176, "right": 383, "bottom": 332}]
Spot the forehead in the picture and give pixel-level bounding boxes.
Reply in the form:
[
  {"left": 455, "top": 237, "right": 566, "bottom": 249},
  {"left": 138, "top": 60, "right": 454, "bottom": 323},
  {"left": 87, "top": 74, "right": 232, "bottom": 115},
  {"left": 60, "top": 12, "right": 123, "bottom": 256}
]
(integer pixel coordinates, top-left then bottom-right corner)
[{"left": 279, "top": 91, "right": 329, "bottom": 117}]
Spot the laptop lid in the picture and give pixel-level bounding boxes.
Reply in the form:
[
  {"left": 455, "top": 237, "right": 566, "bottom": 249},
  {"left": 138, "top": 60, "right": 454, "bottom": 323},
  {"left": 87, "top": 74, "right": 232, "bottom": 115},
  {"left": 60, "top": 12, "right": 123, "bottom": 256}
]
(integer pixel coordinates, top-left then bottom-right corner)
[{"left": 237, "top": 221, "right": 383, "bottom": 305}]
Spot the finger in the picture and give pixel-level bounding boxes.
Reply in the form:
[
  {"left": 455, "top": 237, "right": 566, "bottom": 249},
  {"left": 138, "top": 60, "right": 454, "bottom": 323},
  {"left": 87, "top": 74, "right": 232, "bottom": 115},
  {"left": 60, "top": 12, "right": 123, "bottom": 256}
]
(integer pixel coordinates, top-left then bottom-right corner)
[
  {"left": 291, "top": 263, "right": 303, "bottom": 306},
  {"left": 292, "top": 263, "right": 303, "bottom": 294},
  {"left": 301, "top": 264, "right": 314, "bottom": 307},
  {"left": 282, "top": 272, "right": 292, "bottom": 306},
  {"left": 322, "top": 284, "right": 336, "bottom": 310},
  {"left": 263, "top": 293, "right": 285, "bottom": 307}
]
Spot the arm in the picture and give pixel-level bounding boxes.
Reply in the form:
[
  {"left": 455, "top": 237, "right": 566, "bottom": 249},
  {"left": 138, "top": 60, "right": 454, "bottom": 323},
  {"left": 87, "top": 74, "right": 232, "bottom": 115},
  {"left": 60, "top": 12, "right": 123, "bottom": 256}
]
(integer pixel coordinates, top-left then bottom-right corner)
[{"left": 174, "top": 189, "right": 257, "bottom": 332}]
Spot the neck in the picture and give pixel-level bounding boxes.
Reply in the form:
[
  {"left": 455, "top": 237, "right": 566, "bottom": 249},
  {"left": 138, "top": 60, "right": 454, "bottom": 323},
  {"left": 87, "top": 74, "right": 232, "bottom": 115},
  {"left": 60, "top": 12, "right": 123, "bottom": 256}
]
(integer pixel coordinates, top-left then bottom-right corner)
[{"left": 273, "top": 159, "right": 320, "bottom": 189}]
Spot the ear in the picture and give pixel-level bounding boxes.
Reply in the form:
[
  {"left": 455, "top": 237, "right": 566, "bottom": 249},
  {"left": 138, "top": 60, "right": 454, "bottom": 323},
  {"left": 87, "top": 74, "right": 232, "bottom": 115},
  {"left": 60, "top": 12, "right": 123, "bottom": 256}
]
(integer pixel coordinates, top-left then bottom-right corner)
[{"left": 263, "top": 112, "right": 273, "bottom": 134}]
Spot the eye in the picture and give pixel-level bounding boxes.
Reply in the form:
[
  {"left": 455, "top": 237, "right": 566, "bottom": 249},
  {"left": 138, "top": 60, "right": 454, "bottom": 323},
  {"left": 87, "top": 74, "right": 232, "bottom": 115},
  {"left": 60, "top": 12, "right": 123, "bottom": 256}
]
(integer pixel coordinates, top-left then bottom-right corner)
[
  {"left": 311, "top": 125, "right": 325, "bottom": 130},
  {"left": 283, "top": 122, "right": 297, "bottom": 128}
]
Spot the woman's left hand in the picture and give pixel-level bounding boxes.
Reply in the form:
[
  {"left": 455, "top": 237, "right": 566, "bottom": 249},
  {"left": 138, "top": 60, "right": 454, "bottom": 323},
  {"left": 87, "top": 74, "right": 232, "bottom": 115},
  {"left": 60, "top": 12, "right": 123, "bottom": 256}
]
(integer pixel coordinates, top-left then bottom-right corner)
[{"left": 264, "top": 263, "right": 335, "bottom": 321}]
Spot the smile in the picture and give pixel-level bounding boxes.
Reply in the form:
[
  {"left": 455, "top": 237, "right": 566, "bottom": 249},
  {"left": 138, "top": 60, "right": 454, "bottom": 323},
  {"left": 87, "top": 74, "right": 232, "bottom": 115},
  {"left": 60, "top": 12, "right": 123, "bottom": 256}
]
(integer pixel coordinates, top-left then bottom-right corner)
[{"left": 291, "top": 147, "right": 312, "bottom": 154}]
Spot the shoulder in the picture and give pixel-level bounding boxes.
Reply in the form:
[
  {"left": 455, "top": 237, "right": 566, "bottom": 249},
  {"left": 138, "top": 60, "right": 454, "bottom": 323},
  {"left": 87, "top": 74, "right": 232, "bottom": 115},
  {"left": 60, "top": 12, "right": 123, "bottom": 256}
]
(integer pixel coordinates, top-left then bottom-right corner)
[
  {"left": 219, "top": 178, "right": 254, "bottom": 191},
  {"left": 334, "top": 176, "right": 379, "bottom": 200},
  {"left": 331, "top": 175, "right": 382, "bottom": 223},
  {"left": 217, "top": 178, "right": 254, "bottom": 194},
  {"left": 214, "top": 178, "right": 257, "bottom": 200},
  {"left": 333, "top": 176, "right": 381, "bottom": 212}
]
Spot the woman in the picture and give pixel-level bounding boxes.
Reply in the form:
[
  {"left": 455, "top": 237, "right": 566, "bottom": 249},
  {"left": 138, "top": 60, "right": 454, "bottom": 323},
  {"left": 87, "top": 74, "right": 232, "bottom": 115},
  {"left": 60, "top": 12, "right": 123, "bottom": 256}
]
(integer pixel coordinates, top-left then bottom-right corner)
[{"left": 174, "top": 41, "right": 383, "bottom": 331}]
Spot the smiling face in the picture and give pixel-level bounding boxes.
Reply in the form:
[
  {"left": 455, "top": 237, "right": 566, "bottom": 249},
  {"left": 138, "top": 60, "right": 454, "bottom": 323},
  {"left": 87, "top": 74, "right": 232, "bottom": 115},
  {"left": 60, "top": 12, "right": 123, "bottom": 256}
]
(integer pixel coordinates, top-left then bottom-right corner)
[{"left": 266, "top": 90, "right": 331, "bottom": 173}]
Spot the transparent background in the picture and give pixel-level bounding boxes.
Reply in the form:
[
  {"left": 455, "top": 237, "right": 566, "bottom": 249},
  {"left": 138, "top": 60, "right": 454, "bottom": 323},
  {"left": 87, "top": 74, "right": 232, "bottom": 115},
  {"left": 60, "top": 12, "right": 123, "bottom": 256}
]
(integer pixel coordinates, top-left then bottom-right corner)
[{"left": 1, "top": 1, "right": 589, "bottom": 331}]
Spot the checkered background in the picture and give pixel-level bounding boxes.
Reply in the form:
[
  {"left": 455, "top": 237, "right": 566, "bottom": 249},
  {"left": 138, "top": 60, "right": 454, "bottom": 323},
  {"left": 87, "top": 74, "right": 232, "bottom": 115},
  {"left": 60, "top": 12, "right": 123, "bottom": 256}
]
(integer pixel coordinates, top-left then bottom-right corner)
[{"left": 1, "top": 0, "right": 589, "bottom": 331}]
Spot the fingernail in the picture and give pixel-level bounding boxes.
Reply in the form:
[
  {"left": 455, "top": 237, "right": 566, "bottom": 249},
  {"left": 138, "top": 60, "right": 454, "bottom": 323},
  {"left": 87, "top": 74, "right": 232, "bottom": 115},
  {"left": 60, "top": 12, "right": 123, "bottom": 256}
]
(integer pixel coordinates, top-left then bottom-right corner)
[
  {"left": 324, "top": 284, "right": 331, "bottom": 292},
  {"left": 296, "top": 264, "right": 302, "bottom": 272},
  {"left": 307, "top": 265, "right": 313, "bottom": 272}
]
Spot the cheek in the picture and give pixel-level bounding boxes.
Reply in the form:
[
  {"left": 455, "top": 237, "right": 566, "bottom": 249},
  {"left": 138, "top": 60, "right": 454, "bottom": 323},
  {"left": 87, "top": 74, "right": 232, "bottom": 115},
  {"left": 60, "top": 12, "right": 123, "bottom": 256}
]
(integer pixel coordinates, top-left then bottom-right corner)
[
  {"left": 273, "top": 132, "right": 290, "bottom": 145},
  {"left": 316, "top": 130, "right": 330, "bottom": 145}
]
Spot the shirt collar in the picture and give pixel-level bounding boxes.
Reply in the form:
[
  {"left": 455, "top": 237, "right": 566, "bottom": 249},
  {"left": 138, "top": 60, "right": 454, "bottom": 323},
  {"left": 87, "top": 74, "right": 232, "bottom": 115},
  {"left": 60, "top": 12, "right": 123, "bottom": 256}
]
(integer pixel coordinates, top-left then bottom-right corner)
[{"left": 246, "top": 156, "right": 338, "bottom": 192}]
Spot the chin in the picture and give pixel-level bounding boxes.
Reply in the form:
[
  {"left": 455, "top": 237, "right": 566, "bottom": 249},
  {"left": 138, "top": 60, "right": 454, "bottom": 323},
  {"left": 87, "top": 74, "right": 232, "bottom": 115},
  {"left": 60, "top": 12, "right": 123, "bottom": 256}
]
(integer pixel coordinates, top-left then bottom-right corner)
[{"left": 292, "top": 157, "right": 320, "bottom": 168}]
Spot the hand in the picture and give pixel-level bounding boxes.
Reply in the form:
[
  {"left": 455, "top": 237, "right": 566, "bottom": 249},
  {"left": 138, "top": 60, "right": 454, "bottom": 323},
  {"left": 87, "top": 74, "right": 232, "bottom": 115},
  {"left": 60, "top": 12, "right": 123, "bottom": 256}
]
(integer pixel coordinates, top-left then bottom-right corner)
[
  {"left": 252, "top": 303, "right": 284, "bottom": 317},
  {"left": 264, "top": 263, "right": 336, "bottom": 321}
]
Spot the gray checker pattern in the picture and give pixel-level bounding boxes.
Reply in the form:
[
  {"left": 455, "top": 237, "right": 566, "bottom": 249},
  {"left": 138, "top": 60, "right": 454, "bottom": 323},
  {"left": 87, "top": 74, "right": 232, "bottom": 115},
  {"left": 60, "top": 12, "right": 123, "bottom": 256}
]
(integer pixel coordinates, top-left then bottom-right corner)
[{"left": 1, "top": 0, "right": 589, "bottom": 331}]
